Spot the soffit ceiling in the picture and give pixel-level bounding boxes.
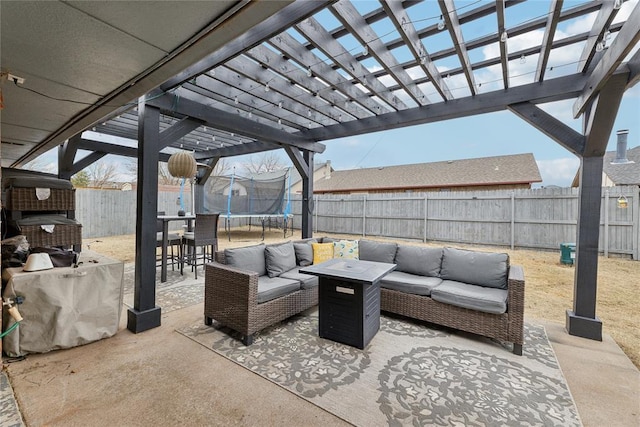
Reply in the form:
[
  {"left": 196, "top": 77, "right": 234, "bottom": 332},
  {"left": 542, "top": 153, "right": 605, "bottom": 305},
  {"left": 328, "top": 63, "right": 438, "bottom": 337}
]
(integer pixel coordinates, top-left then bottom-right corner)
[
  {"left": 0, "top": 0, "right": 296, "bottom": 167},
  {"left": 2, "top": 0, "right": 640, "bottom": 169}
]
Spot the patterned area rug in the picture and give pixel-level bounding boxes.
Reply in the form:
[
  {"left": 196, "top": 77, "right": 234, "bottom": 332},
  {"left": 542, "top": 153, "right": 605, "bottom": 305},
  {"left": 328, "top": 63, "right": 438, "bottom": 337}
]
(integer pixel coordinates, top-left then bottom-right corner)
[
  {"left": 178, "top": 309, "right": 582, "bottom": 427},
  {"left": 122, "top": 264, "right": 204, "bottom": 313}
]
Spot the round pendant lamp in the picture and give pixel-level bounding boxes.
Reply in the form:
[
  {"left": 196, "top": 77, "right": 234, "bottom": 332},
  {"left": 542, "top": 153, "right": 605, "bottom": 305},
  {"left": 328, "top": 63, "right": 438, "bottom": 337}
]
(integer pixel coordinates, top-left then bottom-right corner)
[{"left": 168, "top": 151, "right": 197, "bottom": 178}]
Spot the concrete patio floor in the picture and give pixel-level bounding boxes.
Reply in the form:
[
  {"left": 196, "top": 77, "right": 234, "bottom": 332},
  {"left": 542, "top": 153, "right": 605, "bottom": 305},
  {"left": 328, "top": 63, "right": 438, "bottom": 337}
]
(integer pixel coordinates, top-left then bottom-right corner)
[{"left": 2, "top": 268, "right": 639, "bottom": 427}]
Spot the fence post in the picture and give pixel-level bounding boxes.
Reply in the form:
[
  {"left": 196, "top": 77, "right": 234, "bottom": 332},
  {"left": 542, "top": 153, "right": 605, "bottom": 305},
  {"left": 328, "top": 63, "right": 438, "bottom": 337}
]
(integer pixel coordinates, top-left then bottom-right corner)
[
  {"left": 423, "top": 195, "right": 428, "bottom": 243},
  {"left": 633, "top": 186, "right": 640, "bottom": 260},
  {"left": 362, "top": 195, "right": 367, "bottom": 237},
  {"left": 510, "top": 192, "right": 515, "bottom": 250},
  {"left": 604, "top": 189, "right": 609, "bottom": 257}
]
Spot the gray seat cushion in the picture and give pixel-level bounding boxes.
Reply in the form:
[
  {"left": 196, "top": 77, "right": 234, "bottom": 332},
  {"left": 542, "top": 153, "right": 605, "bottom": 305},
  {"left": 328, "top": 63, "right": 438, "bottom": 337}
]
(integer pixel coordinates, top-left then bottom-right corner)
[
  {"left": 265, "top": 241, "right": 296, "bottom": 278},
  {"left": 156, "top": 232, "right": 180, "bottom": 242},
  {"left": 380, "top": 271, "right": 443, "bottom": 296},
  {"left": 224, "top": 244, "right": 266, "bottom": 276},
  {"left": 440, "top": 247, "right": 509, "bottom": 289},
  {"left": 394, "top": 245, "right": 442, "bottom": 277},
  {"left": 358, "top": 239, "right": 397, "bottom": 263},
  {"left": 257, "top": 276, "right": 301, "bottom": 304},
  {"left": 431, "top": 280, "right": 508, "bottom": 314},
  {"left": 279, "top": 267, "right": 319, "bottom": 289}
]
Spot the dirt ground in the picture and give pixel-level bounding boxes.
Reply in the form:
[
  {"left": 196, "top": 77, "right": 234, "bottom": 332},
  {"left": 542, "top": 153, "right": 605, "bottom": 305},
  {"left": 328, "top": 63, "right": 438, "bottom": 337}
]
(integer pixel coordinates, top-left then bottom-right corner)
[{"left": 83, "top": 226, "right": 640, "bottom": 368}]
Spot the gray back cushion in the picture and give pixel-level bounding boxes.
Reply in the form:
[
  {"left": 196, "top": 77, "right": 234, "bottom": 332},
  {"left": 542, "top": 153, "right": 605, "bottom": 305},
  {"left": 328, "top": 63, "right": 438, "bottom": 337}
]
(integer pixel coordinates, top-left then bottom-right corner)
[
  {"left": 224, "top": 244, "right": 266, "bottom": 276},
  {"left": 293, "top": 241, "right": 315, "bottom": 267},
  {"left": 440, "top": 247, "right": 509, "bottom": 289},
  {"left": 265, "top": 241, "right": 297, "bottom": 278},
  {"left": 394, "top": 245, "right": 443, "bottom": 277},
  {"left": 358, "top": 239, "right": 397, "bottom": 263}
]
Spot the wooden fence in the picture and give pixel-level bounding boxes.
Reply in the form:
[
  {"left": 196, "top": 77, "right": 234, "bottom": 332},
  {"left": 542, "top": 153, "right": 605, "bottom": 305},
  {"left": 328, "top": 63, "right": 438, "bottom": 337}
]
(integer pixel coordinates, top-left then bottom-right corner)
[
  {"left": 289, "top": 186, "right": 639, "bottom": 260},
  {"left": 75, "top": 186, "right": 639, "bottom": 259}
]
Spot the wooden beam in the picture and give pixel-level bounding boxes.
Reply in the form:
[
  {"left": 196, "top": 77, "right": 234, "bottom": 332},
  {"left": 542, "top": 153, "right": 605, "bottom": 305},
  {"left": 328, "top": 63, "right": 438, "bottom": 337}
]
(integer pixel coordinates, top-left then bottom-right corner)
[
  {"left": 508, "top": 102, "right": 584, "bottom": 156},
  {"left": 70, "top": 151, "right": 107, "bottom": 176},
  {"left": 582, "top": 72, "right": 629, "bottom": 157},
  {"left": 439, "top": 0, "right": 477, "bottom": 95},
  {"left": 382, "top": 0, "right": 452, "bottom": 101},
  {"left": 496, "top": 0, "right": 509, "bottom": 89},
  {"left": 128, "top": 100, "right": 161, "bottom": 334},
  {"left": 331, "top": 0, "right": 430, "bottom": 106},
  {"left": 161, "top": 1, "right": 331, "bottom": 90},
  {"left": 158, "top": 117, "right": 202, "bottom": 149},
  {"left": 302, "top": 73, "right": 588, "bottom": 141},
  {"left": 295, "top": 16, "right": 407, "bottom": 111},
  {"left": 75, "top": 139, "right": 171, "bottom": 162},
  {"left": 146, "top": 90, "right": 326, "bottom": 153},
  {"left": 194, "top": 140, "right": 280, "bottom": 160},
  {"left": 58, "top": 134, "right": 81, "bottom": 180},
  {"left": 284, "top": 146, "right": 308, "bottom": 180},
  {"left": 535, "top": 0, "right": 563, "bottom": 82},
  {"left": 267, "top": 31, "right": 387, "bottom": 116},
  {"left": 577, "top": 1, "right": 617, "bottom": 73},
  {"left": 301, "top": 150, "right": 314, "bottom": 239},
  {"left": 626, "top": 48, "right": 640, "bottom": 88},
  {"left": 573, "top": 2, "right": 640, "bottom": 117}
]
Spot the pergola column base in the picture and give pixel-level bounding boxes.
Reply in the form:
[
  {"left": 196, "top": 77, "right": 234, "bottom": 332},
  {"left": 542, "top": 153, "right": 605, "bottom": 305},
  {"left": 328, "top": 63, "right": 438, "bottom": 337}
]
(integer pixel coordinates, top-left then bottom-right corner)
[
  {"left": 566, "top": 310, "right": 602, "bottom": 341},
  {"left": 127, "top": 306, "right": 162, "bottom": 333}
]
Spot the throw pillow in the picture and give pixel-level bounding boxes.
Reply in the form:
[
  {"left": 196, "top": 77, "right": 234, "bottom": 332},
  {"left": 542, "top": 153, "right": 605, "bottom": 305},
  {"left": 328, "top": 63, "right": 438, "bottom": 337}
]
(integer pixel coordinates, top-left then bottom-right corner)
[
  {"left": 224, "top": 244, "right": 266, "bottom": 276},
  {"left": 293, "top": 241, "right": 315, "bottom": 267},
  {"left": 311, "top": 242, "right": 334, "bottom": 265},
  {"left": 264, "top": 241, "right": 297, "bottom": 278},
  {"left": 333, "top": 240, "right": 359, "bottom": 259}
]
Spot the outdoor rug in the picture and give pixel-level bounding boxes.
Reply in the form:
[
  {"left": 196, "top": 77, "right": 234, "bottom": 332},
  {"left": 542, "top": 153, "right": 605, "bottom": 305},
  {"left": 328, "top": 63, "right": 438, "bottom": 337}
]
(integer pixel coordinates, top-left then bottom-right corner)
[
  {"left": 122, "top": 264, "right": 204, "bottom": 313},
  {"left": 177, "top": 309, "right": 582, "bottom": 427}
]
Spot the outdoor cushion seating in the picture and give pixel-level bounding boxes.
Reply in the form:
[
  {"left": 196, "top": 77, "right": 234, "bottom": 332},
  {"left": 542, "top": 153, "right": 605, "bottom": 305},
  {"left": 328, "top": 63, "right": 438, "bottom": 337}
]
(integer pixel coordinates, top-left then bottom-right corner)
[
  {"left": 356, "top": 240, "right": 525, "bottom": 355},
  {"left": 205, "top": 237, "right": 524, "bottom": 354},
  {"left": 204, "top": 240, "right": 320, "bottom": 345}
]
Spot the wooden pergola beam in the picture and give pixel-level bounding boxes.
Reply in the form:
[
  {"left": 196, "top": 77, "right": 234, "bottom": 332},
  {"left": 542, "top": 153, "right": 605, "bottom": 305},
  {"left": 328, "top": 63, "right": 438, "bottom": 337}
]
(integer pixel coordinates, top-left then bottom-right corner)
[
  {"left": 576, "top": 0, "right": 617, "bottom": 74},
  {"left": 496, "top": 0, "right": 509, "bottom": 89},
  {"left": 535, "top": 0, "right": 563, "bottom": 82},
  {"left": 439, "top": 0, "right": 477, "bottom": 95},
  {"left": 573, "top": 2, "right": 640, "bottom": 118}
]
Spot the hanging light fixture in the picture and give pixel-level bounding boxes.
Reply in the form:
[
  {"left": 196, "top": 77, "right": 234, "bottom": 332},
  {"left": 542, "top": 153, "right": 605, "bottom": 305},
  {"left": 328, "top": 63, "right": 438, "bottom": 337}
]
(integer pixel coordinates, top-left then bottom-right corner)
[
  {"left": 617, "top": 196, "right": 629, "bottom": 209},
  {"left": 437, "top": 15, "right": 445, "bottom": 31},
  {"left": 167, "top": 151, "right": 197, "bottom": 179},
  {"left": 500, "top": 30, "right": 508, "bottom": 43}
]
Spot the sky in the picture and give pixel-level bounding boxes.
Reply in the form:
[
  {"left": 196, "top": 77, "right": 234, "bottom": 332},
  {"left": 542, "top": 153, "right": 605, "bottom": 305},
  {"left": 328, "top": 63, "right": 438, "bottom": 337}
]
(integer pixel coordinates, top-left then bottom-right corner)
[{"left": 29, "top": 0, "right": 640, "bottom": 188}]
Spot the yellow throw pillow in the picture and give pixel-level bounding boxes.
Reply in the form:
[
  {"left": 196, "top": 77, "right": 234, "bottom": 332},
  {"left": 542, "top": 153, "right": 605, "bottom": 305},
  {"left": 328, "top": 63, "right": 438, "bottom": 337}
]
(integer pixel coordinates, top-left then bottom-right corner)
[
  {"left": 312, "top": 242, "right": 334, "bottom": 264},
  {"left": 333, "top": 240, "right": 359, "bottom": 260}
]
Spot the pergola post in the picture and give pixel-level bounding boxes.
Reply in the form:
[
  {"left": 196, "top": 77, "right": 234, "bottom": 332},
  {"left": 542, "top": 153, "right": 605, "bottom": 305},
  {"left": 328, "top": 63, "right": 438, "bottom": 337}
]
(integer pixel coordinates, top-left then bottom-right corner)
[
  {"left": 127, "top": 98, "right": 162, "bottom": 333},
  {"left": 567, "top": 156, "right": 604, "bottom": 340},
  {"left": 301, "top": 150, "right": 314, "bottom": 238},
  {"left": 566, "top": 73, "right": 628, "bottom": 341}
]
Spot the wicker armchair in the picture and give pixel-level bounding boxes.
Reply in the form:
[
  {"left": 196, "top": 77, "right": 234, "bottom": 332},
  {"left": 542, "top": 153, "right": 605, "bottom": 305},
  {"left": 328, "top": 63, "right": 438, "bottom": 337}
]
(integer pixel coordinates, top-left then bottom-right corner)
[{"left": 204, "top": 251, "right": 318, "bottom": 345}]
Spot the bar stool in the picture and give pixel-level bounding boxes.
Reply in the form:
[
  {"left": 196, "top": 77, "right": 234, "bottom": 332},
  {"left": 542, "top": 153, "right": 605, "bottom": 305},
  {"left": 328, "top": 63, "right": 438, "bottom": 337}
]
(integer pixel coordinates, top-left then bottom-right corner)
[
  {"left": 156, "top": 211, "right": 182, "bottom": 271},
  {"left": 181, "top": 213, "right": 219, "bottom": 279}
]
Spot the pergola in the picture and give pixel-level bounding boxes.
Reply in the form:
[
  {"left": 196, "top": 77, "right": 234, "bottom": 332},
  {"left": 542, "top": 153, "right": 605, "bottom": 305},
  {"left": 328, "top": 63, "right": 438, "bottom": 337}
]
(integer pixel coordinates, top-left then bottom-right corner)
[{"left": 2, "top": 1, "right": 639, "bottom": 337}]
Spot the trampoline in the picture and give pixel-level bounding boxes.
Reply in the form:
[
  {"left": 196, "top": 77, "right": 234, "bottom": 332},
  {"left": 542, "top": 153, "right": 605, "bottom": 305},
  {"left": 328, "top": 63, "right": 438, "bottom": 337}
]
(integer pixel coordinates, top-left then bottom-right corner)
[{"left": 204, "top": 170, "right": 293, "bottom": 241}]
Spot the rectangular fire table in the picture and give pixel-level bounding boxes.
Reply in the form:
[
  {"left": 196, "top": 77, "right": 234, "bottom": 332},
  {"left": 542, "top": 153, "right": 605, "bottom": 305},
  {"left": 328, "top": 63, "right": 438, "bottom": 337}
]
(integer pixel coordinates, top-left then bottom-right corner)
[{"left": 301, "top": 258, "right": 396, "bottom": 349}]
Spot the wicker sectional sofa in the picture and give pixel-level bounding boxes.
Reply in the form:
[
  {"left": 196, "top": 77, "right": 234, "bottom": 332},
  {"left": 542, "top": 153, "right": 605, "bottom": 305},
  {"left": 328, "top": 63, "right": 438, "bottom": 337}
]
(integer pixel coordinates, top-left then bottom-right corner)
[{"left": 204, "top": 238, "right": 524, "bottom": 354}]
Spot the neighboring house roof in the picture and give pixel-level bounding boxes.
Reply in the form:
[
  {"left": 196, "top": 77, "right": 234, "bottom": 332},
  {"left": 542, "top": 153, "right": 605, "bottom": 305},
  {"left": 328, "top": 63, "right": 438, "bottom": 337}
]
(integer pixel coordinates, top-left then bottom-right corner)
[
  {"left": 313, "top": 153, "right": 541, "bottom": 193},
  {"left": 602, "top": 146, "right": 640, "bottom": 185}
]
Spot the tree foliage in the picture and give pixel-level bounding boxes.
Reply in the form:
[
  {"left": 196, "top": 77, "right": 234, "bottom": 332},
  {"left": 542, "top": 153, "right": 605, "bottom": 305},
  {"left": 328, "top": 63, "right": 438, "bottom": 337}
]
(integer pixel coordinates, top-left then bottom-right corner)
[
  {"left": 87, "top": 161, "right": 118, "bottom": 188},
  {"left": 71, "top": 170, "right": 90, "bottom": 187}
]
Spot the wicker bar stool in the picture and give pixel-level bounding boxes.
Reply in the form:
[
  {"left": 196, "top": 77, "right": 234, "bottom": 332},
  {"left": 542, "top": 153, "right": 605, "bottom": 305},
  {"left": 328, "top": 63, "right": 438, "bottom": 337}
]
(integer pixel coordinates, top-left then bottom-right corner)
[
  {"left": 156, "top": 211, "right": 182, "bottom": 271},
  {"left": 181, "top": 213, "right": 219, "bottom": 279}
]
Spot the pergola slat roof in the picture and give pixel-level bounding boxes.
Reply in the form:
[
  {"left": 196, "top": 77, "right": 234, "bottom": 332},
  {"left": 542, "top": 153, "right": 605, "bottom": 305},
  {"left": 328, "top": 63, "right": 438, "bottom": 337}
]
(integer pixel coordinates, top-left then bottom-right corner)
[{"left": 67, "top": 0, "right": 636, "bottom": 165}]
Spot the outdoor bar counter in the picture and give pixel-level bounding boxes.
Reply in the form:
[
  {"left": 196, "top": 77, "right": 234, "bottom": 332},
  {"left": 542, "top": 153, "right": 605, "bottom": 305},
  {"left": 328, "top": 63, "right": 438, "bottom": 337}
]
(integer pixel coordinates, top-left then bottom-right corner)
[{"left": 2, "top": 250, "right": 124, "bottom": 357}]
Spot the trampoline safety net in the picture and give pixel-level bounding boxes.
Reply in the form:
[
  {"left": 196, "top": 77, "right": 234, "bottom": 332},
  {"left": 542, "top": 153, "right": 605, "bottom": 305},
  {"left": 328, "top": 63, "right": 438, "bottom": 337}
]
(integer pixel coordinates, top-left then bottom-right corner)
[{"left": 204, "top": 171, "right": 291, "bottom": 217}]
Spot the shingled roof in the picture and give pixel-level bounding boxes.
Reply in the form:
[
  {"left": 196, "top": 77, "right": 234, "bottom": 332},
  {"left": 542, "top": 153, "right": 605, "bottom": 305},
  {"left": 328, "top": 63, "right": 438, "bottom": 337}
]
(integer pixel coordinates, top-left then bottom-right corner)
[
  {"left": 314, "top": 153, "right": 541, "bottom": 193},
  {"left": 603, "top": 146, "right": 640, "bottom": 185}
]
